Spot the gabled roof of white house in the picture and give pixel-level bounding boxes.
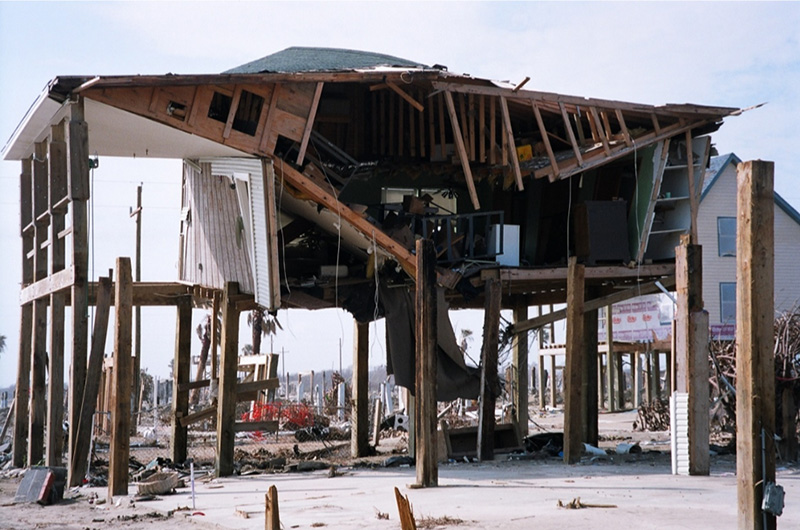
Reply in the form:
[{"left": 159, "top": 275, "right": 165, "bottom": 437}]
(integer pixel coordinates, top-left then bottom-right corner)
[{"left": 702, "top": 153, "right": 800, "bottom": 225}]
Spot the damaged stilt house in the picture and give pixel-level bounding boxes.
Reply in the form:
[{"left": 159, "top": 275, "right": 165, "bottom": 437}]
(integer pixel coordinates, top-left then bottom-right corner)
[{"left": 4, "top": 47, "right": 742, "bottom": 487}]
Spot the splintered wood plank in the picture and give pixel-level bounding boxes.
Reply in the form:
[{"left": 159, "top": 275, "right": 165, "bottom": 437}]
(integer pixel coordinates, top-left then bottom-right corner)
[
  {"left": 531, "top": 101, "right": 559, "bottom": 178},
  {"left": 414, "top": 239, "right": 438, "bottom": 488},
  {"left": 265, "top": 485, "right": 280, "bottom": 530},
  {"left": 222, "top": 85, "right": 243, "bottom": 139},
  {"left": 443, "top": 91, "right": 481, "bottom": 210},
  {"left": 589, "top": 107, "right": 611, "bottom": 155},
  {"left": 614, "top": 109, "right": 632, "bottom": 147},
  {"left": 499, "top": 96, "right": 524, "bottom": 190},
  {"left": 479, "top": 95, "right": 486, "bottom": 163},
  {"left": 109, "top": 258, "right": 132, "bottom": 498},
  {"left": 736, "top": 160, "right": 776, "bottom": 530},
  {"left": 685, "top": 130, "right": 699, "bottom": 243},
  {"left": 386, "top": 81, "right": 424, "bottom": 112},
  {"left": 559, "top": 102, "right": 584, "bottom": 165},
  {"left": 296, "top": 81, "right": 324, "bottom": 165}
]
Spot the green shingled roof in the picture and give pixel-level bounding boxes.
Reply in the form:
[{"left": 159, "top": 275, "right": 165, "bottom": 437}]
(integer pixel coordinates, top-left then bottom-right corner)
[{"left": 224, "top": 47, "right": 429, "bottom": 74}]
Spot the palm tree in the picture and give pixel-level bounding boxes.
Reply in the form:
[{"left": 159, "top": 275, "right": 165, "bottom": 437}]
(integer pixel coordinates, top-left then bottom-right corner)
[{"left": 0, "top": 334, "right": 6, "bottom": 357}]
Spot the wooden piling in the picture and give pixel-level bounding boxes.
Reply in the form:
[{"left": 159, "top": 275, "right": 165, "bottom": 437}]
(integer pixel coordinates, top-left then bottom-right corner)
[
  {"left": 171, "top": 296, "right": 192, "bottom": 463},
  {"left": 414, "top": 239, "right": 437, "bottom": 487},
  {"left": 563, "top": 257, "right": 585, "bottom": 464},
  {"left": 216, "top": 282, "right": 240, "bottom": 477},
  {"left": 109, "top": 258, "right": 132, "bottom": 497},
  {"left": 512, "top": 300, "right": 529, "bottom": 437},
  {"left": 478, "top": 278, "right": 501, "bottom": 461},
  {"left": 735, "top": 160, "right": 776, "bottom": 529},
  {"left": 352, "top": 321, "right": 370, "bottom": 457}
]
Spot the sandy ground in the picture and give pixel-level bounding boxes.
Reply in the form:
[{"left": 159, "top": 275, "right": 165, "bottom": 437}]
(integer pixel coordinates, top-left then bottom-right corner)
[{"left": 2, "top": 410, "right": 799, "bottom": 529}]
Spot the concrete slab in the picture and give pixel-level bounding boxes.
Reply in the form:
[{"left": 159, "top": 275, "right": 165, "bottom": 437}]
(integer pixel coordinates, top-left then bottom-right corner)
[{"left": 103, "top": 456, "right": 800, "bottom": 529}]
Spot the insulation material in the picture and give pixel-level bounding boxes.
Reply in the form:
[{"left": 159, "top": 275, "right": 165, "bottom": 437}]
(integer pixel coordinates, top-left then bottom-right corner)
[{"left": 381, "top": 283, "right": 480, "bottom": 401}]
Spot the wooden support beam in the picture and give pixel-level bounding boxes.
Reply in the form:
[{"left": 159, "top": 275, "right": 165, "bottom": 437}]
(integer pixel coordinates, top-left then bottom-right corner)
[
  {"left": 531, "top": 102, "right": 559, "bottom": 178},
  {"left": 512, "top": 301, "right": 529, "bottom": 437},
  {"left": 499, "top": 96, "right": 525, "bottom": 190},
  {"left": 216, "top": 282, "right": 240, "bottom": 477},
  {"left": 28, "top": 297, "right": 47, "bottom": 467},
  {"left": 265, "top": 485, "right": 280, "bottom": 530},
  {"left": 171, "top": 296, "right": 192, "bottom": 463},
  {"left": 443, "top": 91, "right": 481, "bottom": 210},
  {"left": 736, "top": 160, "right": 776, "bottom": 529},
  {"left": 478, "top": 278, "right": 502, "bottom": 461},
  {"left": 549, "top": 353, "right": 557, "bottom": 409},
  {"left": 559, "top": 102, "right": 584, "bottom": 166},
  {"left": 273, "top": 161, "right": 416, "bottom": 277},
  {"left": 537, "top": 347, "right": 546, "bottom": 409},
  {"left": 563, "top": 257, "right": 585, "bottom": 464},
  {"left": 589, "top": 107, "right": 612, "bottom": 156},
  {"left": 45, "top": 292, "right": 65, "bottom": 467},
  {"left": 109, "top": 258, "right": 132, "bottom": 498},
  {"left": 616, "top": 351, "right": 625, "bottom": 410},
  {"left": 615, "top": 109, "right": 633, "bottom": 147},
  {"left": 632, "top": 352, "right": 641, "bottom": 409},
  {"left": 69, "top": 275, "right": 112, "bottom": 487},
  {"left": 685, "top": 130, "right": 699, "bottom": 244},
  {"left": 352, "top": 321, "right": 370, "bottom": 457},
  {"left": 296, "top": 82, "right": 324, "bottom": 165},
  {"left": 582, "top": 289, "right": 599, "bottom": 447},
  {"left": 675, "top": 235, "right": 709, "bottom": 475},
  {"left": 414, "top": 239, "right": 437, "bottom": 487},
  {"left": 12, "top": 304, "right": 32, "bottom": 467},
  {"left": 510, "top": 276, "right": 675, "bottom": 335}
]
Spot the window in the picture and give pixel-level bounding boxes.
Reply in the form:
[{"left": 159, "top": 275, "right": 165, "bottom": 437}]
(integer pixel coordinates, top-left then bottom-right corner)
[
  {"left": 717, "top": 217, "right": 736, "bottom": 257},
  {"left": 720, "top": 282, "right": 736, "bottom": 323}
]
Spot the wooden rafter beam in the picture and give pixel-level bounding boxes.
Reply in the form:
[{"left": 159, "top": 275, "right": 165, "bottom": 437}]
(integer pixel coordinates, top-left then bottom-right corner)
[
  {"left": 534, "top": 117, "right": 719, "bottom": 182},
  {"left": 296, "top": 82, "right": 324, "bottom": 165},
  {"left": 531, "top": 102, "right": 559, "bottom": 178},
  {"left": 499, "top": 96, "right": 524, "bottom": 191},
  {"left": 273, "top": 159, "right": 417, "bottom": 276},
  {"left": 589, "top": 107, "right": 612, "bottom": 155},
  {"left": 615, "top": 108, "right": 633, "bottom": 147},
  {"left": 443, "top": 90, "right": 481, "bottom": 209},
  {"left": 559, "top": 102, "right": 584, "bottom": 166}
]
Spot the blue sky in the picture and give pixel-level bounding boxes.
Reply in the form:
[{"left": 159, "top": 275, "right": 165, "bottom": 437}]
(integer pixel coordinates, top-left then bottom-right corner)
[{"left": 1, "top": 1, "right": 799, "bottom": 386}]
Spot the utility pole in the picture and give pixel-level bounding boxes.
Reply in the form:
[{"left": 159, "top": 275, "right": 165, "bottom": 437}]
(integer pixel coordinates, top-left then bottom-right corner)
[{"left": 130, "top": 184, "right": 142, "bottom": 434}]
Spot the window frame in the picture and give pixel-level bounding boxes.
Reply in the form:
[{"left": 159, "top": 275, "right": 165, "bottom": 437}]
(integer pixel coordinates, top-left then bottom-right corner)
[
  {"left": 719, "top": 282, "right": 737, "bottom": 323},
  {"left": 717, "top": 216, "right": 737, "bottom": 257}
]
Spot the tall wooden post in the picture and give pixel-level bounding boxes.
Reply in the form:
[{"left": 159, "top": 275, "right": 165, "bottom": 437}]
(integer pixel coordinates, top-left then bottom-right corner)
[
  {"left": 109, "top": 257, "right": 132, "bottom": 497},
  {"left": 537, "top": 354, "right": 546, "bottom": 409},
  {"left": 171, "top": 296, "right": 192, "bottom": 463},
  {"left": 216, "top": 282, "right": 240, "bottom": 477},
  {"left": 736, "top": 160, "right": 776, "bottom": 530},
  {"left": 352, "top": 321, "right": 370, "bottom": 457},
  {"left": 676, "top": 235, "right": 710, "bottom": 475},
  {"left": 582, "top": 292, "right": 599, "bottom": 447},
  {"left": 512, "top": 300, "right": 529, "bottom": 437},
  {"left": 414, "top": 239, "right": 437, "bottom": 487},
  {"left": 69, "top": 275, "right": 112, "bottom": 487},
  {"left": 478, "top": 279, "right": 501, "bottom": 461},
  {"left": 606, "top": 305, "right": 616, "bottom": 412},
  {"left": 67, "top": 99, "right": 90, "bottom": 467},
  {"left": 28, "top": 142, "right": 49, "bottom": 467},
  {"left": 131, "top": 184, "right": 143, "bottom": 432},
  {"left": 14, "top": 156, "right": 33, "bottom": 468},
  {"left": 563, "top": 257, "right": 585, "bottom": 464},
  {"left": 46, "top": 124, "right": 68, "bottom": 467},
  {"left": 632, "top": 352, "right": 641, "bottom": 409},
  {"left": 616, "top": 352, "right": 625, "bottom": 410}
]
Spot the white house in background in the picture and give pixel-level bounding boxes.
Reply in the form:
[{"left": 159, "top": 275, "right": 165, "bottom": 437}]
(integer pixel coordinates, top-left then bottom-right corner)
[{"left": 698, "top": 153, "right": 800, "bottom": 339}]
